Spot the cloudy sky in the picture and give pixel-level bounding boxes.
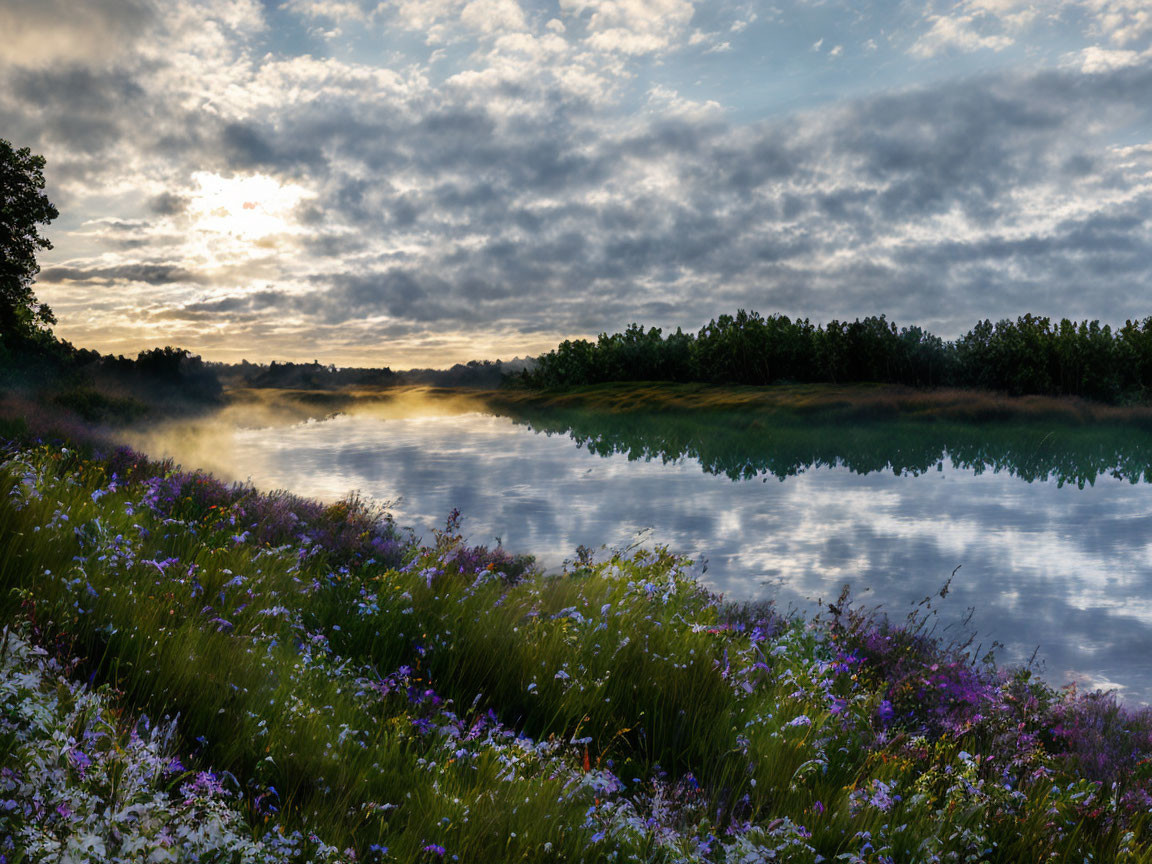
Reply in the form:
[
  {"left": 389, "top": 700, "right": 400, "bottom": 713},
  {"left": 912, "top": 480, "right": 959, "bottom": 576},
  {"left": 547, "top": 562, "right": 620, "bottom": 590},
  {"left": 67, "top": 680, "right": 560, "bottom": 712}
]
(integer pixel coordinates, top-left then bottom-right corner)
[{"left": 2, "top": 0, "right": 1150, "bottom": 367}]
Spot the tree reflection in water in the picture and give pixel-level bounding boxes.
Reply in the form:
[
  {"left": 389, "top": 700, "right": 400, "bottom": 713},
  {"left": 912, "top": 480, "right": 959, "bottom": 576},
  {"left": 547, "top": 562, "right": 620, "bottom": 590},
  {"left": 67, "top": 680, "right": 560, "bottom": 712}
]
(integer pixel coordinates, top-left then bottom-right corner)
[{"left": 496, "top": 403, "right": 1152, "bottom": 488}]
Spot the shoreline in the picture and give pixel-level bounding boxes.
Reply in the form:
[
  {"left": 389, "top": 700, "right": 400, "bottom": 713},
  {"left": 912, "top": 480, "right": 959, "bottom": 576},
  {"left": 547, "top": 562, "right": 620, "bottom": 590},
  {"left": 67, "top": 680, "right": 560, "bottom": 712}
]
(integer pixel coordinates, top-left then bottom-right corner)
[
  {"left": 224, "top": 381, "right": 1152, "bottom": 428},
  {"left": 484, "top": 381, "right": 1152, "bottom": 426}
]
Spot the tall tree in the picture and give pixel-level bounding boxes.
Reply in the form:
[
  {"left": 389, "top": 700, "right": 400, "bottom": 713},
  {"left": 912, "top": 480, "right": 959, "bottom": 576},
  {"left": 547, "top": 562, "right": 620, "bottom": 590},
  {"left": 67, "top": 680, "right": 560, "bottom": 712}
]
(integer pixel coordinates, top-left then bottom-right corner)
[{"left": 0, "top": 139, "right": 58, "bottom": 343}]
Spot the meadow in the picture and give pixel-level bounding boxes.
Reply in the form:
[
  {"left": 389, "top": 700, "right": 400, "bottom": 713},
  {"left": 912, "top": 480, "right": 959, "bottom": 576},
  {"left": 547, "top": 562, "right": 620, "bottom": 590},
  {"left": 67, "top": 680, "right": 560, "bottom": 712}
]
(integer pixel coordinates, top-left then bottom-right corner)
[{"left": 3, "top": 432, "right": 1152, "bottom": 862}]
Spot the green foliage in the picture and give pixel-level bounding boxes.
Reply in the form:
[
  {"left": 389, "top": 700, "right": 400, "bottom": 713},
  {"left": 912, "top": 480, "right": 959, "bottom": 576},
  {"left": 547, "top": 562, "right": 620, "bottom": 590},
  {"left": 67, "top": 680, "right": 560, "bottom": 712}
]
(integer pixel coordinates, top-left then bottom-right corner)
[
  {"left": 523, "top": 310, "right": 1152, "bottom": 404},
  {"left": 51, "top": 386, "right": 150, "bottom": 424},
  {"left": 0, "top": 139, "right": 58, "bottom": 345},
  {"left": 99, "top": 345, "right": 223, "bottom": 403}
]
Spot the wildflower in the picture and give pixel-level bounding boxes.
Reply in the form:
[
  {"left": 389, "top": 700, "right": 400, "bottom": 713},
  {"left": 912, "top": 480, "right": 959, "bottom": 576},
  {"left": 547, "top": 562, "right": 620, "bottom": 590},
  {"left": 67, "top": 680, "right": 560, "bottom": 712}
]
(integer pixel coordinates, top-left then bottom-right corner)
[{"left": 68, "top": 748, "right": 92, "bottom": 774}]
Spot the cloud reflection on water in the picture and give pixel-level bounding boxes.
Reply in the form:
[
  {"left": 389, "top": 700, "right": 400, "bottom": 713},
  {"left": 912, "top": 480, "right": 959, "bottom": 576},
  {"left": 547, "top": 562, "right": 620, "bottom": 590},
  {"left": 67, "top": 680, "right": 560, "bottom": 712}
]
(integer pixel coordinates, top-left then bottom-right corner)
[{"left": 131, "top": 408, "right": 1152, "bottom": 702}]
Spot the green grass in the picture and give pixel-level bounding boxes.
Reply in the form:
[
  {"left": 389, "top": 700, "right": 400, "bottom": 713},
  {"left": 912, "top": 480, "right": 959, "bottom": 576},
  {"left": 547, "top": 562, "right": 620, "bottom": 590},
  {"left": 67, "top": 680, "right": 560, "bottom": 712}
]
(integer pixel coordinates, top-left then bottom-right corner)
[{"left": 486, "top": 380, "right": 1152, "bottom": 427}]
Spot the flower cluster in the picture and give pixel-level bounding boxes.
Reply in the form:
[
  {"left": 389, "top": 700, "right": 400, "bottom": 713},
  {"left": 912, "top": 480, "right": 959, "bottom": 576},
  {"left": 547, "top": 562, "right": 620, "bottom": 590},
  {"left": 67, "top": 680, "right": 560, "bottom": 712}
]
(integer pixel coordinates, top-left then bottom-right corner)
[{"left": 0, "top": 626, "right": 349, "bottom": 863}]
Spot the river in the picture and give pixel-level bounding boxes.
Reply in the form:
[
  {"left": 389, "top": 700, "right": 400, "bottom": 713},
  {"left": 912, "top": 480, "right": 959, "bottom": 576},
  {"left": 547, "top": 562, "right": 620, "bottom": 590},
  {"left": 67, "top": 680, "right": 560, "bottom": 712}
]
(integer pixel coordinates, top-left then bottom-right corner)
[{"left": 124, "top": 389, "right": 1152, "bottom": 702}]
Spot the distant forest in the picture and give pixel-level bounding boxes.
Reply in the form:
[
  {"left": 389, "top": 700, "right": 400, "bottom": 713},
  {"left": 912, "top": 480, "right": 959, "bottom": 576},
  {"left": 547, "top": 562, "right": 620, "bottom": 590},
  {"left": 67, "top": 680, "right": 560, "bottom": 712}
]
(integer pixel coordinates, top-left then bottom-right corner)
[
  {"left": 521, "top": 311, "right": 1152, "bottom": 404},
  {"left": 8, "top": 311, "right": 1152, "bottom": 414},
  {"left": 218, "top": 356, "right": 532, "bottom": 390}
]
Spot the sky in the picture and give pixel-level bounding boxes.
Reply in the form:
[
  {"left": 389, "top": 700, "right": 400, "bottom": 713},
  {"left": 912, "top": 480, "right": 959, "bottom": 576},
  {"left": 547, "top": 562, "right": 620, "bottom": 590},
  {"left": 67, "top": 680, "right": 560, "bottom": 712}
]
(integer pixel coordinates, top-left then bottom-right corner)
[{"left": 1, "top": 0, "right": 1151, "bottom": 368}]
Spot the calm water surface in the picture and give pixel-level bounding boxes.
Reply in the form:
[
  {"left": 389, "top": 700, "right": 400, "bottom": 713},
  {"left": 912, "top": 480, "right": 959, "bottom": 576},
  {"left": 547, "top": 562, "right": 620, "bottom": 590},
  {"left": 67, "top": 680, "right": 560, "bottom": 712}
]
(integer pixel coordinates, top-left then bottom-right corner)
[{"left": 132, "top": 400, "right": 1152, "bottom": 701}]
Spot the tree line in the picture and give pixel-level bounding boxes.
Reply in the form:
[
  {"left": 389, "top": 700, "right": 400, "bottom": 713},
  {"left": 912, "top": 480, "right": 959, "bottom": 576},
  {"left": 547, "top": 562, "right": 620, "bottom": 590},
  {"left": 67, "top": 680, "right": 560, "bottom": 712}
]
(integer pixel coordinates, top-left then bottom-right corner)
[
  {"left": 520, "top": 311, "right": 1152, "bottom": 403},
  {"left": 218, "top": 357, "right": 532, "bottom": 390}
]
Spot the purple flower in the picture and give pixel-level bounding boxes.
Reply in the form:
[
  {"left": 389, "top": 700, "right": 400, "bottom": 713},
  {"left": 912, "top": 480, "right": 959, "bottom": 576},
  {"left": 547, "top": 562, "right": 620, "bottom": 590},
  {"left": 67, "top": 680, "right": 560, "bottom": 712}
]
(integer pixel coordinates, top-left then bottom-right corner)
[
  {"left": 422, "top": 844, "right": 446, "bottom": 857},
  {"left": 867, "top": 780, "right": 896, "bottom": 811},
  {"left": 68, "top": 749, "right": 92, "bottom": 773}
]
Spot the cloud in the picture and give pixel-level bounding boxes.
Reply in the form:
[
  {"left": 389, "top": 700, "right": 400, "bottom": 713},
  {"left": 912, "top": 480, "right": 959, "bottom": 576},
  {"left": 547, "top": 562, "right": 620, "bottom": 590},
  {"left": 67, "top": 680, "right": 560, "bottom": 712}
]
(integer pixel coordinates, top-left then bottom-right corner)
[
  {"left": 3, "top": 0, "right": 1151, "bottom": 365},
  {"left": 150, "top": 193, "right": 189, "bottom": 216},
  {"left": 560, "top": 0, "right": 698, "bottom": 55},
  {"left": 1078, "top": 0, "right": 1152, "bottom": 46},
  {"left": 0, "top": 0, "right": 157, "bottom": 67},
  {"left": 7, "top": 65, "right": 147, "bottom": 156},
  {"left": 31, "top": 59, "right": 1152, "bottom": 357},
  {"left": 1066, "top": 44, "right": 1152, "bottom": 72},
  {"left": 282, "top": 0, "right": 379, "bottom": 22},
  {"left": 910, "top": 0, "right": 1152, "bottom": 59},
  {"left": 460, "top": 0, "right": 528, "bottom": 33},
  {"left": 41, "top": 263, "right": 204, "bottom": 286},
  {"left": 910, "top": 13, "right": 1016, "bottom": 58}
]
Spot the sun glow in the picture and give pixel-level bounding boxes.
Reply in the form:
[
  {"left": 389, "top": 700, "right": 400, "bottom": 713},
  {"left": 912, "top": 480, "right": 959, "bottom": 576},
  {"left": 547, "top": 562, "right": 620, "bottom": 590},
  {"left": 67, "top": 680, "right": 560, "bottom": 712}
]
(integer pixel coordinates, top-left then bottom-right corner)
[{"left": 187, "top": 171, "right": 311, "bottom": 243}]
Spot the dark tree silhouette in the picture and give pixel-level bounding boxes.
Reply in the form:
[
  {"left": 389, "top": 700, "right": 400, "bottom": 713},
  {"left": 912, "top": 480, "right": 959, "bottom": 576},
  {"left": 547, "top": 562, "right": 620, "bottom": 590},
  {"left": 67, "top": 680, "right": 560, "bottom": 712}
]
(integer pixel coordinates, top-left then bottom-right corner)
[{"left": 0, "top": 139, "right": 58, "bottom": 344}]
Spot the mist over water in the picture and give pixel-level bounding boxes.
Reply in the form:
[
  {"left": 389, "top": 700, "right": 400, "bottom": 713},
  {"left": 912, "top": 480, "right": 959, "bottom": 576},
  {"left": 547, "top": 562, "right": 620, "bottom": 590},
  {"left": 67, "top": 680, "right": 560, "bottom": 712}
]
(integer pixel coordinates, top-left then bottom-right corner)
[{"left": 124, "top": 392, "right": 1152, "bottom": 702}]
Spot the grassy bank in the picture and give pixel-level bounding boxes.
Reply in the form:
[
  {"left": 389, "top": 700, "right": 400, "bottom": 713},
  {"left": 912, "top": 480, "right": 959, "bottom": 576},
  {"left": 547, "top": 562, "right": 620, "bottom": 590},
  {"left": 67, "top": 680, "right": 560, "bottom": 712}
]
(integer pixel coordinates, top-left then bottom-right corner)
[
  {"left": 3, "top": 436, "right": 1152, "bottom": 861},
  {"left": 222, "top": 381, "right": 1152, "bottom": 428},
  {"left": 487, "top": 381, "right": 1152, "bottom": 427}
]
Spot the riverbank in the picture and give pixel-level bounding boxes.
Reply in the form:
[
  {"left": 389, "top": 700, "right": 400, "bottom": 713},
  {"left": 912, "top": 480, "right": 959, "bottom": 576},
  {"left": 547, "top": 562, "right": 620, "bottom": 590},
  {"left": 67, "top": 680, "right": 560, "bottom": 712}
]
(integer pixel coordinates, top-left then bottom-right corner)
[
  {"left": 487, "top": 381, "right": 1152, "bottom": 427},
  {"left": 3, "top": 435, "right": 1152, "bottom": 861},
  {"left": 10, "top": 372, "right": 1151, "bottom": 447},
  {"left": 223, "top": 381, "right": 1152, "bottom": 429}
]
